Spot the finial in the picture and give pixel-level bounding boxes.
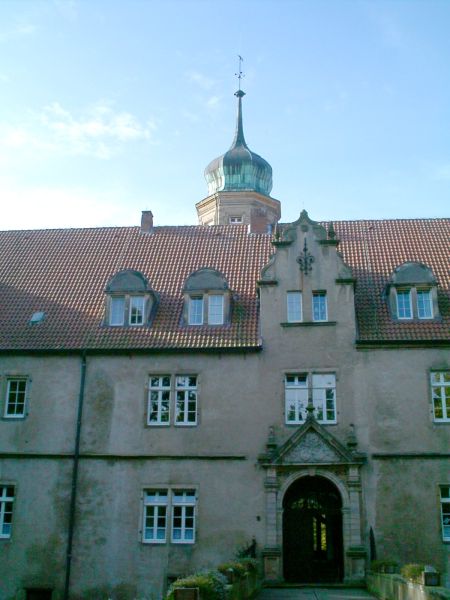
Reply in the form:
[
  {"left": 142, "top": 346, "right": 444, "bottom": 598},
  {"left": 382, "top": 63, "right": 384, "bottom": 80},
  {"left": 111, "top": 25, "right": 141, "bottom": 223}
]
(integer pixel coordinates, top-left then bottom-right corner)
[{"left": 235, "top": 55, "right": 245, "bottom": 92}]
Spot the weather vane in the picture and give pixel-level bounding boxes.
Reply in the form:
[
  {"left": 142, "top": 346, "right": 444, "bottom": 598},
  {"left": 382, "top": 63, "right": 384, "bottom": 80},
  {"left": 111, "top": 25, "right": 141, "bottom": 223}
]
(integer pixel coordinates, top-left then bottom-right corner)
[{"left": 235, "top": 55, "right": 245, "bottom": 91}]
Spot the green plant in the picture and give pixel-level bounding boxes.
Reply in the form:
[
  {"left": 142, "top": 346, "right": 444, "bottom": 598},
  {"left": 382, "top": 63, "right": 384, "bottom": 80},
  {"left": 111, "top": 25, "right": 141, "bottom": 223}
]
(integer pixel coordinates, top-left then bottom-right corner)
[
  {"left": 239, "top": 558, "right": 259, "bottom": 574},
  {"left": 401, "top": 564, "right": 426, "bottom": 583},
  {"left": 166, "top": 570, "right": 227, "bottom": 600},
  {"left": 371, "top": 559, "right": 399, "bottom": 573},
  {"left": 217, "top": 561, "right": 247, "bottom": 577}
]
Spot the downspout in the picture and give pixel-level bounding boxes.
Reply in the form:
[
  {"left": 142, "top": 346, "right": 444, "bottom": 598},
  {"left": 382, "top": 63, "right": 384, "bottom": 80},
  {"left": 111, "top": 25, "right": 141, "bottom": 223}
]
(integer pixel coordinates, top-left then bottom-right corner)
[{"left": 63, "top": 351, "right": 87, "bottom": 600}]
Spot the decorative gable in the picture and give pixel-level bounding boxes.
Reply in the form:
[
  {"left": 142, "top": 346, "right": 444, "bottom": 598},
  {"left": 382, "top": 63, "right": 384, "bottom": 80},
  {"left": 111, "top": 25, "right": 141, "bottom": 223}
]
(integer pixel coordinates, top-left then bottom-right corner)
[{"left": 260, "top": 417, "right": 365, "bottom": 467}]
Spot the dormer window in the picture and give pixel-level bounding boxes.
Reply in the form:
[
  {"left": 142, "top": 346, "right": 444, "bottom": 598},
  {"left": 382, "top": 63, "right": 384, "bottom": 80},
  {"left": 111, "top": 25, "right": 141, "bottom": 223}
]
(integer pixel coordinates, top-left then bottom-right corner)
[
  {"left": 105, "top": 270, "right": 158, "bottom": 327},
  {"left": 183, "top": 269, "right": 230, "bottom": 326},
  {"left": 388, "top": 262, "right": 438, "bottom": 321}
]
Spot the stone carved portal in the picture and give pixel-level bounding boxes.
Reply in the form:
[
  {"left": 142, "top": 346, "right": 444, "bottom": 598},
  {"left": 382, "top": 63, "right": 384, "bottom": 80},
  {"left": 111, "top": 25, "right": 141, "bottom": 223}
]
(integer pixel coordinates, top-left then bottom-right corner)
[
  {"left": 260, "top": 417, "right": 366, "bottom": 584},
  {"left": 283, "top": 476, "right": 343, "bottom": 583}
]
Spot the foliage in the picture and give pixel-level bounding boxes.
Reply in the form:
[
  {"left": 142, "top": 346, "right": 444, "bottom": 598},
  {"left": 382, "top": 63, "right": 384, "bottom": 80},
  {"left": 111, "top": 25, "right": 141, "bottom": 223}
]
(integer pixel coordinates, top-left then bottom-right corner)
[
  {"left": 238, "top": 558, "right": 259, "bottom": 574},
  {"left": 217, "top": 561, "right": 247, "bottom": 577},
  {"left": 370, "top": 559, "right": 399, "bottom": 573},
  {"left": 166, "top": 570, "right": 227, "bottom": 600},
  {"left": 401, "top": 564, "right": 426, "bottom": 583}
]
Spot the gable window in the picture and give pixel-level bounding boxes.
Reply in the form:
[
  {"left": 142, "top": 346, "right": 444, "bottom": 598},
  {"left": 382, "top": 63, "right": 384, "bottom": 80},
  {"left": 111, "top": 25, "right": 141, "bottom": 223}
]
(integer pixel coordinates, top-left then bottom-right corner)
[
  {"left": 388, "top": 262, "right": 438, "bottom": 321},
  {"left": 142, "top": 488, "right": 196, "bottom": 544},
  {"left": 285, "top": 373, "right": 336, "bottom": 424},
  {"left": 0, "top": 485, "right": 14, "bottom": 538},
  {"left": 287, "top": 292, "right": 302, "bottom": 323},
  {"left": 143, "top": 490, "right": 168, "bottom": 543},
  {"left": 175, "top": 376, "right": 197, "bottom": 425},
  {"left": 229, "top": 216, "right": 243, "bottom": 224},
  {"left": 431, "top": 372, "right": 450, "bottom": 422},
  {"left": 396, "top": 290, "right": 412, "bottom": 319},
  {"left": 4, "top": 378, "right": 28, "bottom": 419},
  {"left": 312, "top": 291, "right": 328, "bottom": 322},
  {"left": 189, "top": 297, "right": 204, "bottom": 325},
  {"left": 440, "top": 486, "right": 450, "bottom": 541},
  {"left": 148, "top": 376, "right": 171, "bottom": 425},
  {"left": 105, "top": 270, "right": 158, "bottom": 327},
  {"left": 417, "top": 290, "right": 433, "bottom": 319},
  {"left": 208, "top": 295, "right": 224, "bottom": 325},
  {"left": 184, "top": 268, "right": 230, "bottom": 326}
]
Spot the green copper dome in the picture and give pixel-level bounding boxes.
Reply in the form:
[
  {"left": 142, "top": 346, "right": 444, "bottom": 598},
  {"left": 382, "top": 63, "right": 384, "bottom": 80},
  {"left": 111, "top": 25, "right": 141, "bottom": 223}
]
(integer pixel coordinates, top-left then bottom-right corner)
[{"left": 204, "top": 90, "right": 273, "bottom": 196}]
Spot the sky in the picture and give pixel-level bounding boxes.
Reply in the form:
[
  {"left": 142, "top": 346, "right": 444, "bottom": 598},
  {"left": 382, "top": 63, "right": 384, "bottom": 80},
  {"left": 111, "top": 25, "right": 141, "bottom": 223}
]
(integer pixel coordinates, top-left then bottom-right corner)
[{"left": 0, "top": 0, "right": 449, "bottom": 231}]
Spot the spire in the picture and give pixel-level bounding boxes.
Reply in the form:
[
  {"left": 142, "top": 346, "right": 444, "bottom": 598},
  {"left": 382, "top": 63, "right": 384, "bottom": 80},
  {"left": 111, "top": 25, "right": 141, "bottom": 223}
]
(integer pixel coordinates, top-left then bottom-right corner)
[
  {"left": 231, "top": 55, "right": 247, "bottom": 149},
  {"left": 230, "top": 89, "right": 247, "bottom": 149}
]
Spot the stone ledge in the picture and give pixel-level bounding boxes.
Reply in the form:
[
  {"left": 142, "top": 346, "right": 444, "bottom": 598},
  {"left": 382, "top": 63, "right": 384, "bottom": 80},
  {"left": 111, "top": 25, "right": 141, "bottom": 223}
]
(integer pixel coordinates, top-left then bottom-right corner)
[{"left": 367, "top": 572, "right": 450, "bottom": 600}]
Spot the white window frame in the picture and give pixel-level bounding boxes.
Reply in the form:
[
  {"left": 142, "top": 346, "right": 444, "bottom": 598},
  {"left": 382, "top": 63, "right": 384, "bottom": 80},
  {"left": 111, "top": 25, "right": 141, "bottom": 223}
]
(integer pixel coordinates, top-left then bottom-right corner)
[
  {"left": 171, "top": 489, "right": 196, "bottom": 544},
  {"left": 287, "top": 291, "right": 302, "bottom": 323},
  {"left": 189, "top": 296, "right": 204, "bottom": 325},
  {"left": 147, "top": 376, "right": 171, "bottom": 426},
  {"left": 143, "top": 490, "right": 168, "bottom": 543},
  {"left": 285, "top": 373, "right": 337, "bottom": 425},
  {"left": 229, "top": 216, "right": 243, "bottom": 224},
  {"left": 396, "top": 289, "right": 412, "bottom": 320},
  {"left": 431, "top": 372, "right": 450, "bottom": 422},
  {"left": 0, "top": 485, "right": 14, "bottom": 539},
  {"left": 417, "top": 289, "right": 433, "bottom": 319},
  {"left": 208, "top": 295, "right": 224, "bottom": 325},
  {"left": 4, "top": 378, "right": 28, "bottom": 419},
  {"left": 175, "top": 376, "right": 198, "bottom": 426},
  {"left": 129, "top": 296, "right": 145, "bottom": 326},
  {"left": 440, "top": 486, "right": 450, "bottom": 542},
  {"left": 312, "top": 291, "right": 328, "bottom": 322}
]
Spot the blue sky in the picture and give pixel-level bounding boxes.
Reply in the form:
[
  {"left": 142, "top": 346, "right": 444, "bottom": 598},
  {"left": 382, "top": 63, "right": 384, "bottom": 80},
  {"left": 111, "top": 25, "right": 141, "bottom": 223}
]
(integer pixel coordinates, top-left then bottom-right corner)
[{"left": 0, "top": 0, "right": 449, "bottom": 230}]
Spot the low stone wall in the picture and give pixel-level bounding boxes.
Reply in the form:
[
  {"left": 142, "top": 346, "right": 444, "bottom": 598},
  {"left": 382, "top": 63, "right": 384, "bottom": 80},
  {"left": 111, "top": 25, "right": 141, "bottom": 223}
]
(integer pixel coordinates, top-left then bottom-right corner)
[
  {"left": 367, "top": 572, "right": 450, "bottom": 600},
  {"left": 174, "top": 571, "right": 261, "bottom": 600}
]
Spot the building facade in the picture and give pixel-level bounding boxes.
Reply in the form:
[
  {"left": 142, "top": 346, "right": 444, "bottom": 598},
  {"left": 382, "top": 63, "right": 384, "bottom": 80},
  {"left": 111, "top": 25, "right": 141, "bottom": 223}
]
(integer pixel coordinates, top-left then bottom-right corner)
[{"left": 0, "top": 90, "right": 449, "bottom": 600}]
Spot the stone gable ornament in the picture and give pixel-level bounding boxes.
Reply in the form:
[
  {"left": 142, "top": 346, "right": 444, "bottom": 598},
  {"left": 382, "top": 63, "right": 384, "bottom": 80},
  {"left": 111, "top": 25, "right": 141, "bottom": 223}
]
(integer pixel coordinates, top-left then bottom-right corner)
[{"left": 297, "top": 238, "right": 314, "bottom": 275}]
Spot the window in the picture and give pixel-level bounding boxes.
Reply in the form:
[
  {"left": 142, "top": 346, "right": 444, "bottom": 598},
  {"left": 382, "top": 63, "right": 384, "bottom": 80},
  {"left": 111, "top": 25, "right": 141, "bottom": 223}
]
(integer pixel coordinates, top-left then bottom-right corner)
[
  {"left": 172, "top": 489, "right": 196, "bottom": 543},
  {"left": 110, "top": 297, "right": 125, "bottom": 326},
  {"left": 105, "top": 270, "right": 156, "bottom": 327},
  {"left": 129, "top": 296, "right": 145, "bottom": 325},
  {"left": 285, "top": 373, "right": 336, "bottom": 424},
  {"left": 143, "top": 490, "right": 168, "bottom": 543},
  {"left": 431, "top": 372, "right": 450, "bottom": 422},
  {"left": 148, "top": 376, "right": 171, "bottom": 425},
  {"left": 229, "top": 216, "right": 243, "bottom": 224},
  {"left": 0, "top": 485, "right": 14, "bottom": 538},
  {"left": 175, "top": 376, "right": 197, "bottom": 425},
  {"left": 396, "top": 290, "right": 412, "bottom": 319},
  {"left": 440, "top": 486, "right": 450, "bottom": 541},
  {"left": 312, "top": 292, "right": 328, "bottom": 322},
  {"left": 208, "top": 295, "right": 224, "bottom": 325},
  {"left": 143, "top": 488, "right": 196, "bottom": 544},
  {"left": 148, "top": 375, "right": 198, "bottom": 426},
  {"left": 4, "top": 379, "right": 28, "bottom": 418},
  {"left": 287, "top": 292, "right": 302, "bottom": 323},
  {"left": 189, "top": 297, "right": 204, "bottom": 325},
  {"left": 417, "top": 290, "right": 433, "bottom": 319}
]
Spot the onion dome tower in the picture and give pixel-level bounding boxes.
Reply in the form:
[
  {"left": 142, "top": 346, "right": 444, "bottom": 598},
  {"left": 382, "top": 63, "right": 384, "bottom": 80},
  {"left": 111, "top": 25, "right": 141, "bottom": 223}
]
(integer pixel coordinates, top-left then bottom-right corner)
[{"left": 196, "top": 88, "right": 281, "bottom": 233}]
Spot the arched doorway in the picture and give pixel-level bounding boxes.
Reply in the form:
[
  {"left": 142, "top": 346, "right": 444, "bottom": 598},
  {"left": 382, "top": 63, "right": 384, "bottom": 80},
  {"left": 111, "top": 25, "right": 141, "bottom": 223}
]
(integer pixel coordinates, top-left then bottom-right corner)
[{"left": 283, "top": 475, "right": 343, "bottom": 583}]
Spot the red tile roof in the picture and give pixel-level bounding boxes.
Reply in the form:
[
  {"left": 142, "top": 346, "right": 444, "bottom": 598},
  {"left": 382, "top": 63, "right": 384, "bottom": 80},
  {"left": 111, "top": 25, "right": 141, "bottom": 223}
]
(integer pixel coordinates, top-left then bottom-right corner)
[{"left": 0, "top": 218, "right": 448, "bottom": 351}]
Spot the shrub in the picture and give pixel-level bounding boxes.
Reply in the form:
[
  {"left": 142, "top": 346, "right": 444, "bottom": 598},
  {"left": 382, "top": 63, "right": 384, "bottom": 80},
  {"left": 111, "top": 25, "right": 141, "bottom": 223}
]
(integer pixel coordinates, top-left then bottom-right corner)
[
  {"left": 239, "top": 558, "right": 259, "bottom": 574},
  {"left": 217, "top": 561, "right": 247, "bottom": 577},
  {"left": 371, "top": 560, "right": 399, "bottom": 573},
  {"left": 401, "top": 564, "right": 426, "bottom": 583},
  {"left": 166, "top": 570, "right": 227, "bottom": 600}
]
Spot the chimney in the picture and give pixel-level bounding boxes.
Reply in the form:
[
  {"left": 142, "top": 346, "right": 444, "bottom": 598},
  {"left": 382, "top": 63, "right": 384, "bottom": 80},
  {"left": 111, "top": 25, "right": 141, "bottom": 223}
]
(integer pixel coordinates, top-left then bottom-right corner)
[
  {"left": 141, "top": 210, "right": 154, "bottom": 234},
  {"left": 250, "top": 207, "right": 269, "bottom": 234}
]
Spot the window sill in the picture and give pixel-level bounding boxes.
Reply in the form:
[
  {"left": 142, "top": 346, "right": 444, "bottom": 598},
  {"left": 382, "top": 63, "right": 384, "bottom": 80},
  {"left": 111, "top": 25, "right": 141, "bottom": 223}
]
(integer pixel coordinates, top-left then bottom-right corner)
[
  {"left": 281, "top": 321, "right": 337, "bottom": 327},
  {"left": 2, "top": 416, "right": 26, "bottom": 421},
  {"left": 285, "top": 421, "right": 337, "bottom": 426}
]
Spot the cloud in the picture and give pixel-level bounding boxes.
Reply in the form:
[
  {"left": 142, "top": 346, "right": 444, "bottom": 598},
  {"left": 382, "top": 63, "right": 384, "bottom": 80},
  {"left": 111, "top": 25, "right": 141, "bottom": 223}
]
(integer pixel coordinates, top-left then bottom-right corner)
[
  {"left": 0, "top": 102, "right": 157, "bottom": 159},
  {"left": 0, "top": 23, "right": 37, "bottom": 43},
  {"left": 186, "top": 70, "right": 216, "bottom": 91},
  {"left": 0, "top": 180, "right": 136, "bottom": 230}
]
